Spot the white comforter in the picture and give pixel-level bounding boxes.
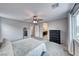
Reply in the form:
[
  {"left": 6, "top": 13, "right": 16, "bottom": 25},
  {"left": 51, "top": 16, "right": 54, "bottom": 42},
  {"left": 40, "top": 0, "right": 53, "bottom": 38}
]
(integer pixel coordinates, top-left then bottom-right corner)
[{"left": 12, "top": 38, "right": 46, "bottom": 56}]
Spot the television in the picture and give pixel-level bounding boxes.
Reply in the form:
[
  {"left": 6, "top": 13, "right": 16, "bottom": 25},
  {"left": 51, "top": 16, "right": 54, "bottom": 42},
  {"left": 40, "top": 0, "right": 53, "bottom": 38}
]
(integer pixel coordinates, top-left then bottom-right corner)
[{"left": 43, "top": 31, "right": 48, "bottom": 36}]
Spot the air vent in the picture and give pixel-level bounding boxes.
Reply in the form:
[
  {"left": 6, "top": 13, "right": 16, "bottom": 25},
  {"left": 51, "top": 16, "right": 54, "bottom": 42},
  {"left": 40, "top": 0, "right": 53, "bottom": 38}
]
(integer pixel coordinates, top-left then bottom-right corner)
[{"left": 52, "top": 3, "right": 59, "bottom": 9}]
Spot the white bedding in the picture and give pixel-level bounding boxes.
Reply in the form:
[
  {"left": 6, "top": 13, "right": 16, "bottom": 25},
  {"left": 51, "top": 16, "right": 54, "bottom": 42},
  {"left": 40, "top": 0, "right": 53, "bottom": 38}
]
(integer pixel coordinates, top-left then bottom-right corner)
[{"left": 12, "top": 38, "right": 46, "bottom": 56}]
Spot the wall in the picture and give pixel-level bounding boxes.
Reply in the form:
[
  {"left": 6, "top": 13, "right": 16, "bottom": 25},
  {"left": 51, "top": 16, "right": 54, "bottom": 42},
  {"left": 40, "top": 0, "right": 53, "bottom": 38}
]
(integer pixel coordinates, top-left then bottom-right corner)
[
  {"left": 0, "top": 17, "right": 31, "bottom": 41},
  {"left": 0, "top": 18, "right": 1, "bottom": 41},
  {"left": 48, "top": 18, "right": 68, "bottom": 48}
]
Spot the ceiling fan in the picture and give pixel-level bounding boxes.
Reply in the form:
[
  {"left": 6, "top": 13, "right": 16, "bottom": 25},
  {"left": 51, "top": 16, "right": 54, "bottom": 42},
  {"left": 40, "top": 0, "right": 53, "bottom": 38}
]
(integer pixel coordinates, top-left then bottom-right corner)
[
  {"left": 32, "top": 15, "right": 43, "bottom": 24},
  {"left": 24, "top": 9, "right": 46, "bottom": 24}
]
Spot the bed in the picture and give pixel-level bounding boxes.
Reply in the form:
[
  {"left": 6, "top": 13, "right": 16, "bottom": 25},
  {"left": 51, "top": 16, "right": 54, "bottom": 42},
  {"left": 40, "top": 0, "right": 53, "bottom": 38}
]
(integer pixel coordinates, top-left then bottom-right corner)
[{"left": 12, "top": 38, "right": 47, "bottom": 56}]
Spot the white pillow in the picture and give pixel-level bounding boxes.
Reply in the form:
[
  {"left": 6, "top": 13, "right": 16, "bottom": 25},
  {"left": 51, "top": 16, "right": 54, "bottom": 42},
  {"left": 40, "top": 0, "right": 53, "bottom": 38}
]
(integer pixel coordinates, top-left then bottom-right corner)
[{"left": 0, "top": 39, "right": 14, "bottom": 56}]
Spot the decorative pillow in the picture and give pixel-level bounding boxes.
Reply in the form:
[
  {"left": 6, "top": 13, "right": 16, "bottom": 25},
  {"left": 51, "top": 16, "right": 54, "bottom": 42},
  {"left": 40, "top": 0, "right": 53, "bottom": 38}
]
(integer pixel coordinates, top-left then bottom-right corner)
[{"left": 0, "top": 39, "right": 14, "bottom": 56}]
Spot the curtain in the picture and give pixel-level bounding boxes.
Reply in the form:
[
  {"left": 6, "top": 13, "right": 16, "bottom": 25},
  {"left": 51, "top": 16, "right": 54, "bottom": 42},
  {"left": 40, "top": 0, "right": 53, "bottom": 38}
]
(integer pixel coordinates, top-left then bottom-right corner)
[{"left": 68, "top": 13, "right": 74, "bottom": 55}]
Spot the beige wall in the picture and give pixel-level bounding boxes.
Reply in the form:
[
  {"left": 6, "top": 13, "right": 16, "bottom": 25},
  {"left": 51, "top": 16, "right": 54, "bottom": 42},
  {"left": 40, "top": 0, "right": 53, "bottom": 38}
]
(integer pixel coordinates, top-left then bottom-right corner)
[
  {"left": 0, "top": 17, "right": 31, "bottom": 41},
  {"left": 48, "top": 18, "right": 68, "bottom": 48}
]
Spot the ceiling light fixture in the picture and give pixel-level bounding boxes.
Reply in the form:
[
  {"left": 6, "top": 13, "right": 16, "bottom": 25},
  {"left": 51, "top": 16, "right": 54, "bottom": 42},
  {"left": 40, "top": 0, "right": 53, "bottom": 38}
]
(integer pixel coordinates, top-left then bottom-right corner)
[{"left": 33, "top": 16, "right": 38, "bottom": 24}]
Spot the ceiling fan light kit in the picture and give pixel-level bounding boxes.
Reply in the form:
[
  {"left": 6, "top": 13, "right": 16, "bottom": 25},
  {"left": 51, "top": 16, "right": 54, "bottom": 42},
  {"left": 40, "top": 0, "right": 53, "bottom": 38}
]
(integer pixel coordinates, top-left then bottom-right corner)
[
  {"left": 33, "top": 16, "right": 38, "bottom": 24},
  {"left": 33, "top": 20, "right": 38, "bottom": 24}
]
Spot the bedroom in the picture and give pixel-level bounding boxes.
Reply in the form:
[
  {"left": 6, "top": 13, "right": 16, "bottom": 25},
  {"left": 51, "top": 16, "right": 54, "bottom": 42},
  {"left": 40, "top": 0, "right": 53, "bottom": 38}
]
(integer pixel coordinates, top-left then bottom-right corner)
[{"left": 0, "top": 3, "right": 79, "bottom": 56}]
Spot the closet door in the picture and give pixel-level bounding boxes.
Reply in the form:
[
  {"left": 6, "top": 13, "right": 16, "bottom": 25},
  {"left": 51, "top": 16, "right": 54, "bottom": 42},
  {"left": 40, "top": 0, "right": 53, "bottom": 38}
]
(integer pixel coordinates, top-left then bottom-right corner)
[{"left": 35, "top": 25, "right": 40, "bottom": 37}]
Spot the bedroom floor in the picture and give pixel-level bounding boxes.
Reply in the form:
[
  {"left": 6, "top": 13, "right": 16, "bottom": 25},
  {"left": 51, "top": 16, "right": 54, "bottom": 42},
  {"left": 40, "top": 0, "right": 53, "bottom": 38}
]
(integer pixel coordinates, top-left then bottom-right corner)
[
  {"left": 36, "top": 38, "right": 70, "bottom": 56},
  {"left": 43, "top": 41, "right": 70, "bottom": 56}
]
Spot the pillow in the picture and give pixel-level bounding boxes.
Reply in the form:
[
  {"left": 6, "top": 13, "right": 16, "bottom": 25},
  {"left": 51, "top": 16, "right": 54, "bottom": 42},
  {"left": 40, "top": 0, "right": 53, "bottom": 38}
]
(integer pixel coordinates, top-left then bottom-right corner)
[{"left": 0, "top": 39, "right": 14, "bottom": 56}]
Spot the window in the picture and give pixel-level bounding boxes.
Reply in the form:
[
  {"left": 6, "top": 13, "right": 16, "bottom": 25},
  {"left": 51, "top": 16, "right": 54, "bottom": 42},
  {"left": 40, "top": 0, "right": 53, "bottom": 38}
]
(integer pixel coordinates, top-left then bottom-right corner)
[
  {"left": 76, "top": 13, "right": 79, "bottom": 39},
  {"left": 73, "top": 9, "right": 79, "bottom": 40}
]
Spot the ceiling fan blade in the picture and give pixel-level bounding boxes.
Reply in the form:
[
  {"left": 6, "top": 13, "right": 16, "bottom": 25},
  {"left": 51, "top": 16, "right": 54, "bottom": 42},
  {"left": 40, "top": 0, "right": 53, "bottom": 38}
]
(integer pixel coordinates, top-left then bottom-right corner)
[
  {"left": 23, "top": 18, "right": 33, "bottom": 22},
  {"left": 23, "top": 16, "right": 33, "bottom": 22},
  {"left": 38, "top": 19, "right": 43, "bottom": 21}
]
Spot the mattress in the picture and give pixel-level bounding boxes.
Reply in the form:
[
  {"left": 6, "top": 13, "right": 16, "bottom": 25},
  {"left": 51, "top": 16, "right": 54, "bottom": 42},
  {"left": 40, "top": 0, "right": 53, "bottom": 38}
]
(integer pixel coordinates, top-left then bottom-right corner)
[{"left": 12, "top": 38, "right": 46, "bottom": 56}]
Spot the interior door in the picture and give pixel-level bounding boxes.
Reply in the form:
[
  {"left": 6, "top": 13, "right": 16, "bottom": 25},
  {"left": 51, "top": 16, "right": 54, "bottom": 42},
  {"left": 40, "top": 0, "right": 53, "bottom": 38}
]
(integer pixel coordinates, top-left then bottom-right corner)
[{"left": 35, "top": 25, "right": 40, "bottom": 37}]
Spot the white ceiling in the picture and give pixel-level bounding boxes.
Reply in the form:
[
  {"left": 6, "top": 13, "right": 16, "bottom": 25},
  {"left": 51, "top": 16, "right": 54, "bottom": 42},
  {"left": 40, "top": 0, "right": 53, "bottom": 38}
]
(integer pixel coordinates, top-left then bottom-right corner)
[{"left": 0, "top": 3, "right": 74, "bottom": 22}]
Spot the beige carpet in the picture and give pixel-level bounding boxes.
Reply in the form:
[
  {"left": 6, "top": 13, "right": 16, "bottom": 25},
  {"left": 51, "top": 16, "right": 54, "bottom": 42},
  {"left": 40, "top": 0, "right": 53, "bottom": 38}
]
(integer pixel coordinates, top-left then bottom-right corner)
[
  {"left": 30, "top": 37, "right": 70, "bottom": 56},
  {"left": 43, "top": 41, "right": 70, "bottom": 56},
  {"left": 35, "top": 38, "right": 70, "bottom": 56}
]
